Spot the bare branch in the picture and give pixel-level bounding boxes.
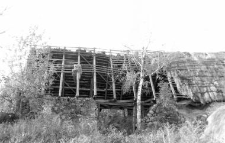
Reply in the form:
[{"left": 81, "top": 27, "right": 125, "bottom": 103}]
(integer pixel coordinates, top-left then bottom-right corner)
[
  {"left": 0, "top": 31, "right": 6, "bottom": 34},
  {"left": 0, "top": 7, "right": 7, "bottom": 16}
]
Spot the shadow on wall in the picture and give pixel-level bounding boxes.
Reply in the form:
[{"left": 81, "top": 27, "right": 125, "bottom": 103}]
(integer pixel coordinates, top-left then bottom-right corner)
[{"left": 200, "top": 105, "right": 225, "bottom": 142}]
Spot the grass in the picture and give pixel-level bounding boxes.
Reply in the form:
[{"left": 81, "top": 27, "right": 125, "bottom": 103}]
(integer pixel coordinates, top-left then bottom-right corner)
[{"left": 0, "top": 112, "right": 216, "bottom": 143}]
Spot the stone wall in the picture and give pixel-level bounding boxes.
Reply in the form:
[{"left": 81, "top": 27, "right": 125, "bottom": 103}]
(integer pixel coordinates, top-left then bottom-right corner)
[{"left": 44, "top": 97, "right": 97, "bottom": 120}]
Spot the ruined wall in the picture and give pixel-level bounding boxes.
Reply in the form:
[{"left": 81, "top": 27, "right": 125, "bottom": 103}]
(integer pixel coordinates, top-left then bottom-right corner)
[{"left": 42, "top": 97, "right": 97, "bottom": 120}]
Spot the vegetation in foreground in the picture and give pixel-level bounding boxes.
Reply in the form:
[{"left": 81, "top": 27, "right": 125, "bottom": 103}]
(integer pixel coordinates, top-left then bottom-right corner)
[{"left": 0, "top": 112, "right": 206, "bottom": 143}]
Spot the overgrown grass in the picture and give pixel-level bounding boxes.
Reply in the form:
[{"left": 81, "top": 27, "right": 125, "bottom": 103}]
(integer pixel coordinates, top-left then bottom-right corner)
[{"left": 0, "top": 112, "right": 216, "bottom": 143}]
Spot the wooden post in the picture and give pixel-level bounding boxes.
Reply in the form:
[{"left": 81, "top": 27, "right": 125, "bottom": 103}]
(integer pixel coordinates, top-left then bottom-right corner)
[
  {"left": 59, "top": 47, "right": 65, "bottom": 97},
  {"left": 110, "top": 51, "right": 116, "bottom": 99},
  {"left": 90, "top": 77, "right": 93, "bottom": 97},
  {"left": 127, "top": 50, "right": 131, "bottom": 71},
  {"left": 167, "top": 72, "right": 176, "bottom": 99},
  {"left": 133, "top": 83, "right": 137, "bottom": 100},
  {"left": 76, "top": 48, "right": 81, "bottom": 97},
  {"left": 133, "top": 105, "right": 136, "bottom": 132},
  {"left": 149, "top": 75, "right": 156, "bottom": 100},
  {"left": 47, "top": 47, "right": 51, "bottom": 95},
  {"left": 93, "top": 48, "right": 97, "bottom": 96},
  {"left": 105, "top": 65, "right": 109, "bottom": 100}
]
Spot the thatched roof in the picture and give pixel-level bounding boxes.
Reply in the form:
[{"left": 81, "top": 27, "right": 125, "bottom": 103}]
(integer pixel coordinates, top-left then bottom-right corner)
[{"left": 167, "top": 52, "right": 225, "bottom": 104}]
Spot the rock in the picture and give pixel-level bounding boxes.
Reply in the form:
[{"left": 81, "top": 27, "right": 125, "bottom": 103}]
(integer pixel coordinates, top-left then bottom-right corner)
[{"left": 201, "top": 105, "right": 225, "bottom": 142}]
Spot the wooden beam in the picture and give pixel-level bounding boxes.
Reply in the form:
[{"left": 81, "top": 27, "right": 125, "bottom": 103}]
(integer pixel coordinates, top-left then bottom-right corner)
[
  {"left": 167, "top": 72, "right": 176, "bottom": 99},
  {"left": 93, "top": 48, "right": 97, "bottom": 96},
  {"left": 80, "top": 54, "right": 110, "bottom": 85},
  {"left": 76, "top": 48, "right": 81, "bottom": 97},
  {"left": 59, "top": 47, "right": 65, "bottom": 97},
  {"left": 110, "top": 50, "right": 116, "bottom": 99},
  {"left": 105, "top": 64, "right": 109, "bottom": 100},
  {"left": 149, "top": 75, "right": 156, "bottom": 100}
]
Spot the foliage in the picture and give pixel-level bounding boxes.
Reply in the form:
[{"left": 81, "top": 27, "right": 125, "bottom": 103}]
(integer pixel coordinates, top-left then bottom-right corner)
[
  {"left": 97, "top": 109, "right": 133, "bottom": 135},
  {"left": 143, "top": 82, "right": 183, "bottom": 129},
  {"left": 0, "top": 27, "right": 55, "bottom": 114},
  {"left": 121, "top": 71, "right": 138, "bottom": 94},
  {"left": 0, "top": 113, "right": 209, "bottom": 143}
]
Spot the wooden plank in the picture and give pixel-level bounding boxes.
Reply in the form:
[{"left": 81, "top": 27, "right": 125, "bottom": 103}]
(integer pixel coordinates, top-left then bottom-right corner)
[
  {"left": 59, "top": 47, "right": 65, "bottom": 97},
  {"left": 149, "top": 75, "right": 156, "bottom": 100},
  {"left": 167, "top": 72, "right": 176, "bottom": 99},
  {"left": 105, "top": 64, "right": 109, "bottom": 100},
  {"left": 80, "top": 54, "right": 110, "bottom": 84},
  {"left": 93, "top": 48, "right": 97, "bottom": 96},
  {"left": 76, "top": 48, "right": 81, "bottom": 97},
  {"left": 95, "top": 99, "right": 134, "bottom": 103},
  {"left": 110, "top": 50, "right": 116, "bottom": 99}
]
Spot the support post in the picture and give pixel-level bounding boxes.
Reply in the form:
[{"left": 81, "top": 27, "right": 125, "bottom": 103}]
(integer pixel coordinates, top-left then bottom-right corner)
[
  {"left": 110, "top": 51, "right": 116, "bottom": 99},
  {"left": 133, "top": 83, "right": 137, "bottom": 100},
  {"left": 76, "top": 48, "right": 81, "bottom": 97},
  {"left": 105, "top": 65, "right": 109, "bottom": 100},
  {"left": 167, "top": 72, "right": 176, "bottom": 99},
  {"left": 93, "top": 48, "right": 97, "bottom": 96},
  {"left": 89, "top": 77, "right": 93, "bottom": 97},
  {"left": 149, "top": 75, "right": 156, "bottom": 100},
  {"left": 47, "top": 47, "right": 51, "bottom": 95},
  {"left": 133, "top": 105, "right": 136, "bottom": 132},
  {"left": 59, "top": 47, "right": 65, "bottom": 97}
]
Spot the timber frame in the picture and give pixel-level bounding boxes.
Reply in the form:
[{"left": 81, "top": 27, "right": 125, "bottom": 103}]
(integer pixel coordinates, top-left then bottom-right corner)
[
  {"left": 28, "top": 46, "right": 225, "bottom": 131},
  {"left": 45, "top": 46, "right": 166, "bottom": 113}
]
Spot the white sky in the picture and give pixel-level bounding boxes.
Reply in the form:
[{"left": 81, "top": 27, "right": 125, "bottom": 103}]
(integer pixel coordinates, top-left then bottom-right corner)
[{"left": 1, "top": 0, "right": 225, "bottom": 52}]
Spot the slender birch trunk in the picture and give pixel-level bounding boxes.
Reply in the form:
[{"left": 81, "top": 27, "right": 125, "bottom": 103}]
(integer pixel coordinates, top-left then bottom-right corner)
[{"left": 136, "top": 48, "right": 146, "bottom": 130}]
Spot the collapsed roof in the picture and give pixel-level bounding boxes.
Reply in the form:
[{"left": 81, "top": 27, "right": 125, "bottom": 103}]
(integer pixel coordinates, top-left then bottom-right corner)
[{"left": 167, "top": 52, "right": 225, "bottom": 104}]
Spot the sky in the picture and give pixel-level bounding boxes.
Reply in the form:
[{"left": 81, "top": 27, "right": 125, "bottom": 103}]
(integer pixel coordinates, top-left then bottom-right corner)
[{"left": 1, "top": 0, "right": 225, "bottom": 53}]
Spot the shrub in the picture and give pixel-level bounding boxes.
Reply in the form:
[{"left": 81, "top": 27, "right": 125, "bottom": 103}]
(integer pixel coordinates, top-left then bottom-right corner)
[{"left": 143, "top": 82, "right": 183, "bottom": 130}]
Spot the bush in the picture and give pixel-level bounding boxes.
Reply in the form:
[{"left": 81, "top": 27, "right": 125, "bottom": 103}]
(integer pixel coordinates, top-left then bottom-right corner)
[
  {"left": 0, "top": 112, "right": 208, "bottom": 143},
  {"left": 143, "top": 82, "right": 183, "bottom": 130},
  {"left": 97, "top": 109, "right": 133, "bottom": 135}
]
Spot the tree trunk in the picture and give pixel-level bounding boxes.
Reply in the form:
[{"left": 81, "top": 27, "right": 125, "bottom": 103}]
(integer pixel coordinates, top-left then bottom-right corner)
[
  {"left": 136, "top": 48, "right": 145, "bottom": 130},
  {"left": 136, "top": 73, "right": 144, "bottom": 130}
]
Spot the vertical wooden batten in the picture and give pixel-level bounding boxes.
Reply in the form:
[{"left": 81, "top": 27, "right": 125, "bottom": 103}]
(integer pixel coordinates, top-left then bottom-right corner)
[
  {"left": 105, "top": 61, "right": 109, "bottom": 100},
  {"left": 59, "top": 47, "right": 65, "bottom": 97},
  {"left": 167, "top": 72, "right": 176, "bottom": 99},
  {"left": 149, "top": 75, "right": 156, "bottom": 100},
  {"left": 93, "top": 48, "right": 97, "bottom": 97},
  {"left": 132, "top": 105, "right": 136, "bottom": 132},
  {"left": 110, "top": 51, "right": 116, "bottom": 99},
  {"left": 47, "top": 47, "right": 51, "bottom": 95},
  {"left": 76, "top": 48, "right": 81, "bottom": 97}
]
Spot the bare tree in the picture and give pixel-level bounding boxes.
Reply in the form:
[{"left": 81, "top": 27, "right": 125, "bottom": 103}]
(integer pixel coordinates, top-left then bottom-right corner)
[
  {"left": 136, "top": 47, "right": 147, "bottom": 130},
  {"left": 0, "top": 7, "right": 7, "bottom": 34}
]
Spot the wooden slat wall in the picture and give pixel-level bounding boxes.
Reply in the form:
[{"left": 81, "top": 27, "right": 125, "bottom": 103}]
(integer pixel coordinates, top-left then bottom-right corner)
[{"left": 46, "top": 47, "right": 158, "bottom": 109}]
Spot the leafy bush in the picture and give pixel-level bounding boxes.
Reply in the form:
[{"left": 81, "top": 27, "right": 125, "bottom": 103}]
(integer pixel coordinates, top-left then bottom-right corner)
[
  {"left": 97, "top": 109, "right": 133, "bottom": 135},
  {"left": 0, "top": 27, "right": 55, "bottom": 117},
  {"left": 143, "top": 82, "right": 183, "bottom": 130}
]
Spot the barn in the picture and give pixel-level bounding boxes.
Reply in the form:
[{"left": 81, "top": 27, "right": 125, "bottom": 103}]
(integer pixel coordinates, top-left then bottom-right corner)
[{"left": 31, "top": 46, "right": 225, "bottom": 117}]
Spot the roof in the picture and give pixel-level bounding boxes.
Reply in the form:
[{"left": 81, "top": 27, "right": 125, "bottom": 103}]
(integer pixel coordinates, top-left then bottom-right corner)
[{"left": 167, "top": 52, "right": 225, "bottom": 104}]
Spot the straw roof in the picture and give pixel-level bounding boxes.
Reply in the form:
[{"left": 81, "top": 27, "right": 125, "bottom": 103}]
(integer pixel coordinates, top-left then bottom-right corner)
[{"left": 167, "top": 52, "right": 225, "bottom": 104}]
